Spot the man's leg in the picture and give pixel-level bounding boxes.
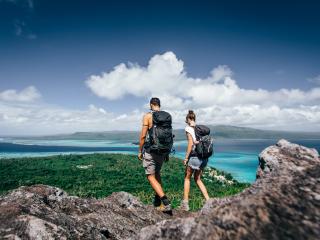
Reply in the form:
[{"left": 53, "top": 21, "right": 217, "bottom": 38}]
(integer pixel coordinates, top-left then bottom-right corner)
[
  {"left": 152, "top": 172, "right": 162, "bottom": 207},
  {"left": 143, "top": 152, "right": 164, "bottom": 197},
  {"left": 147, "top": 154, "right": 165, "bottom": 197},
  {"left": 147, "top": 174, "right": 165, "bottom": 197},
  {"left": 155, "top": 171, "right": 162, "bottom": 185},
  {"left": 144, "top": 153, "right": 171, "bottom": 213}
]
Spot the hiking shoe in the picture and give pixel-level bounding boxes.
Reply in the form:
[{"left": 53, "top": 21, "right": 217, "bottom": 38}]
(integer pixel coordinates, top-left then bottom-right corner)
[
  {"left": 179, "top": 200, "right": 189, "bottom": 211},
  {"left": 156, "top": 203, "right": 172, "bottom": 215},
  {"left": 160, "top": 197, "right": 172, "bottom": 215},
  {"left": 153, "top": 194, "right": 161, "bottom": 208},
  {"left": 154, "top": 196, "right": 172, "bottom": 215},
  {"left": 162, "top": 203, "right": 172, "bottom": 212}
]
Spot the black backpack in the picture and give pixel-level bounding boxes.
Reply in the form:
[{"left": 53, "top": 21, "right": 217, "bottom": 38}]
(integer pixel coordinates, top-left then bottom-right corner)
[
  {"left": 147, "top": 111, "right": 174, "bottom": 155},
  {"left": 194, "top": 125, "right": 214, "bottom": 159}
]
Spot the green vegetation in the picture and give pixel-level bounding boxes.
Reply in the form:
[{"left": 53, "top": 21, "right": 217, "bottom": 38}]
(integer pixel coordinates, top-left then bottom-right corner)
[{"left": 0, "top": 153, "right": 250, "bottom": 211}]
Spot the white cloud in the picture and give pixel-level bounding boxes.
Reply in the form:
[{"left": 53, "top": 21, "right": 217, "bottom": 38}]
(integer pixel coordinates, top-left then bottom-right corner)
[
  {"left": 0, "top": 86, "right": 41, "bottom": 102},
  {"left": 208, "top": 65, "right": 233, "bottom": 83},
  {"left": 86, "top": 52, "right": 188, "bottom": 100},
  {"left": 0, "top": 101, "right": 144, "bottom": 135},
  {"left": 0, "top": 87, "right": 144, "bottom": 135},
  {"left": 0, "top": 52, "right": 319, "bottom": 135},
  {"left": 308, "top": 75, "right": 320, "bottom": 85},
  {"left": 85, "top": 51, "right": 320, "bottom": 131},
  {"left": 86, "top": 51, "right": 320, "bottom": 108}
]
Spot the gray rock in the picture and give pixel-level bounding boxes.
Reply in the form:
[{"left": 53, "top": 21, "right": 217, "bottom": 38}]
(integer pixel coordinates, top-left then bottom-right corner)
[{"left": 0, "top": 185, "right": 190, "bottom": 239}]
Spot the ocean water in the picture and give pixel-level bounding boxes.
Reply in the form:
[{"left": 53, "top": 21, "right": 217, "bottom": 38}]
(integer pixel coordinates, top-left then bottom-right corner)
[
  {"left": 174, "top": 149, "right": 258, "bottom": 183},
  {"left": 0, "top": 138, "right": 319, "bottom": 183}
]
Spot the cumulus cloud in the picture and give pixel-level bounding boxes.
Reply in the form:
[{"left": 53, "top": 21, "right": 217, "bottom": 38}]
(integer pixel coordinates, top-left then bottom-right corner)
[
  {"left": 0, "top": 52, "right": 319, "bottom": 135},
  {"left": 86, "top": 51, "right": 320, "bottom": 131},
  {"left": 86, "top": 52, "right": 186, "bottom": 100},
  {"left": 0, "top": 86, "right": 41, "bottom": 102},
  {"left": 208, "top": 65, "right": 233, "bottom": 83},
  {"left": 86, "top": 52, "right": 320, "bottom": 107}
]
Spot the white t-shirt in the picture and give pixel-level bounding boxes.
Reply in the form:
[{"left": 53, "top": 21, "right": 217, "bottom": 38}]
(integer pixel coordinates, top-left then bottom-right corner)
[{"left": 185, "top": 125, "right": 197, "bottom": 150}]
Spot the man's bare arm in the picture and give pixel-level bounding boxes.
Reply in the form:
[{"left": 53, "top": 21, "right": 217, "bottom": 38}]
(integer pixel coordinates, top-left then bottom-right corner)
[{"left": 139, "top": 114, "right": 150, "bottom": 153}]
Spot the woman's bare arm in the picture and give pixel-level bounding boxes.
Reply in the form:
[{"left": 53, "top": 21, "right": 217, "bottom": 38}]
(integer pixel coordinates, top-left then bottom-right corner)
[{"left": 184, "top": 133, "right": 193, "bottom": 165}]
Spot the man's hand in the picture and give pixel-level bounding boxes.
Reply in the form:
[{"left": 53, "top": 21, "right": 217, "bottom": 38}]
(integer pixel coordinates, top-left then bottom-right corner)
[{"left": 138, "top": 152, "right": 143, "bottom": 161}]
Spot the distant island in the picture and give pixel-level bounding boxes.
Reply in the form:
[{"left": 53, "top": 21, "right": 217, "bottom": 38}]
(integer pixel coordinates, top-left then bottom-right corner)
[{"left": 4, "top": 125, "right": 319, "bottom": 141}]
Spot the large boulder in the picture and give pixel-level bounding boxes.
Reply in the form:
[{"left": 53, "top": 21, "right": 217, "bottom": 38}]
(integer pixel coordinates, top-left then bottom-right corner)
[
  {"left": 133, "top": 139, "right": 320, "bottom": 240},
  {"left": 0, "top": 185, "right": 190, "bottom": 239}
]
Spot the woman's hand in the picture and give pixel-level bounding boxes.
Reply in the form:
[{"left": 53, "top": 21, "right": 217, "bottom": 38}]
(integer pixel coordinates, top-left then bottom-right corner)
[
  {"left": 183, "top": 158, "right": 188, "bottom": 166},
  {"left": 138, "top": 152, "right": 143, "bottom": 161}
]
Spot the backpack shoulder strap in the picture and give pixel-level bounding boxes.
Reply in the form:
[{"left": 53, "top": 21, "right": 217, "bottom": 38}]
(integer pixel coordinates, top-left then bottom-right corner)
[{"left": 194, "top": 125, "right": 200, "bottom": 141}]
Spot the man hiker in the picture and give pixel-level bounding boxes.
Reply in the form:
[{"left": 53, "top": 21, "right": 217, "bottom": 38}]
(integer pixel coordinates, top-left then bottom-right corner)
[{"left": 138, "top": 97, "right": 173, "bottom": 213}]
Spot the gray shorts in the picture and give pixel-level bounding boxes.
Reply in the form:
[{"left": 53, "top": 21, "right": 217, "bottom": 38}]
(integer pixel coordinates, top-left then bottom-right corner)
[
  {"left": 188, "top": 156, "right": 208, "bottom": 170},
  {"left": 142, "top": 152, "right": 166, "bottom": 175}
]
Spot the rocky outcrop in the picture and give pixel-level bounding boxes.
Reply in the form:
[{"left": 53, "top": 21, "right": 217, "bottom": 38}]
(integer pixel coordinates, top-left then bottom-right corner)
[
  {"left": 0, "top": 186, "right": 191, "bottom": 239},
  {"left": 133, "top": 139, "right": 320, "bottom": 240},
  {"left": 0, "top": 139, "right": 319, "bottom": 240}
]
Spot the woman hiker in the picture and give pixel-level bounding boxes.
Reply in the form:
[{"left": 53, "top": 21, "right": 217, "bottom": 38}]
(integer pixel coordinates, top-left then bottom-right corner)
[{"left": 179, "top": 110, "right": 210, "bottom": 211}]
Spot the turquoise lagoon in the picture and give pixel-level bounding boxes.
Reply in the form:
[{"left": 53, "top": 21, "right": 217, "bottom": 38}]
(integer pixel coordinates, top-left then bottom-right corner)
[{"left": 1, "top": 138, "right": 319, "bottom": 183}]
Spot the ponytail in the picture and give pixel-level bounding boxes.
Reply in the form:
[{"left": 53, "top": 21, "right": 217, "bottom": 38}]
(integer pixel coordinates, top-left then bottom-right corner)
[{"left": 185, "top": 110, "right": 196, "bottom": 123}]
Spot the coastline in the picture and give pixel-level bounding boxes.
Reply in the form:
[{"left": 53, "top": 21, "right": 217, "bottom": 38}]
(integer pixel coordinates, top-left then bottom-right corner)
[{"left": 0, "top": 153, "right": 250, "bottom": 210}]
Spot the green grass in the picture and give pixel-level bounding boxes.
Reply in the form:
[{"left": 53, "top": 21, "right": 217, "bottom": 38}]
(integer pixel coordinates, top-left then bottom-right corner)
[{"left": 0, "top": 153, "right": 250, "bottom": 211}]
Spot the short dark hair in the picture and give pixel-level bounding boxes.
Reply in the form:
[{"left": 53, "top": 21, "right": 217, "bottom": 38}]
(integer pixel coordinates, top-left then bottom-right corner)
[{"left": 150, "top": 97, "right": 161, "bottom": 107}]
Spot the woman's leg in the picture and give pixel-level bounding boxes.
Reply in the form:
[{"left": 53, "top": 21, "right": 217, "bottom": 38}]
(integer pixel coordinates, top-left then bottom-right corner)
[
  {"left": 194, "top": 170, "right": 209, "bottom": 200},
  {"left": 183, "top": 166, "right": 193, "bottom": 201}
]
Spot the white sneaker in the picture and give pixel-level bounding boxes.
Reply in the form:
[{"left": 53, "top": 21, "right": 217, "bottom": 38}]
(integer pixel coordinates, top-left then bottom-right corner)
[{"left": 179, "top": 199, "right": 189, "bottom": 211}]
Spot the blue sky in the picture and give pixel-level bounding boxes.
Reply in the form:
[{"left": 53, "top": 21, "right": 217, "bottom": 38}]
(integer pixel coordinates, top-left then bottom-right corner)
[{"left": 0, "top": 0, "right": 320, "bottom": 134}]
